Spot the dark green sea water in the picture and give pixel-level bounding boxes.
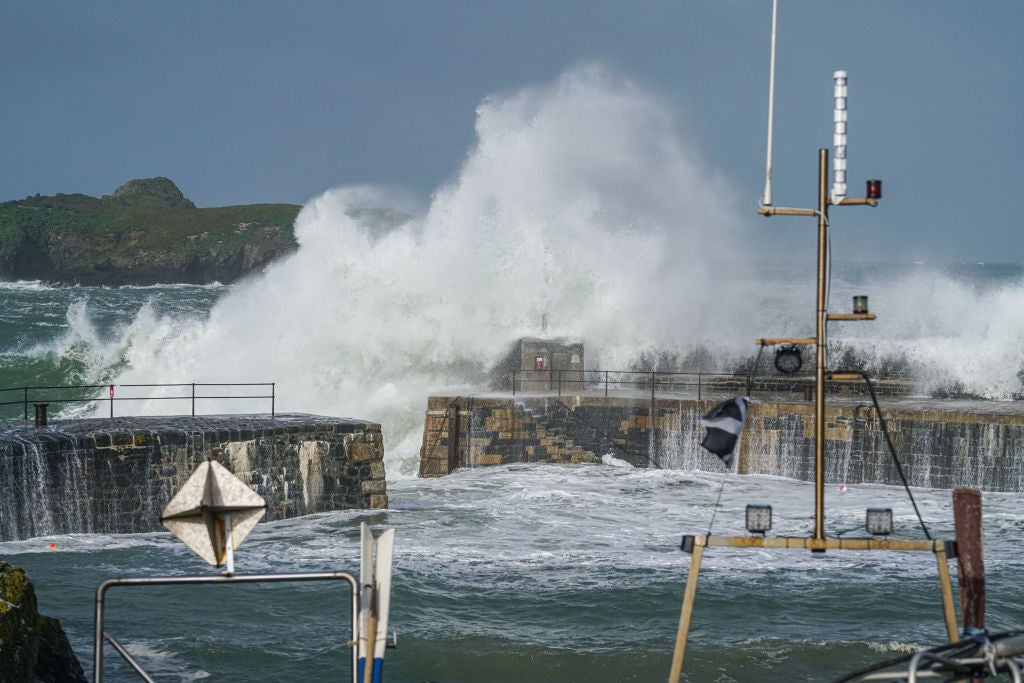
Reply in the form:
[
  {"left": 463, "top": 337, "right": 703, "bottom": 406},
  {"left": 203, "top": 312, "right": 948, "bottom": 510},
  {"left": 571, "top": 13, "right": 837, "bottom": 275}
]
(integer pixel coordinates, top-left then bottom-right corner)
[{"left": 2, "top": 262, "right": 1024, "bottom": 681}]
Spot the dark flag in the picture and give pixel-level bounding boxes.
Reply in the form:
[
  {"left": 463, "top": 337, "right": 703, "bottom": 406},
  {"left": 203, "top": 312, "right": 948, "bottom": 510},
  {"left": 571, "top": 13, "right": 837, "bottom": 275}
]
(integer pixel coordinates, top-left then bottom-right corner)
[{"left": 700, "top": 397, "right": 749, "bottom": 468}]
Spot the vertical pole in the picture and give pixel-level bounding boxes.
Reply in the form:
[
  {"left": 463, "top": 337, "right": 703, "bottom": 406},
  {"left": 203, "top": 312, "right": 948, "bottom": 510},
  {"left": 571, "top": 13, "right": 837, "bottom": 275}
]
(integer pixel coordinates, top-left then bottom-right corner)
[
  {"left": 94, "top": 584, "right": 107, "bottom": 683},
  {"left": 271, "top": 383, "right": 276, "bottom": 417},
  {"left": 651, "top": 373, "right": 657, "bottom": 464},
  {"left": 668, "top": 540, "right": 704, "bottom": 682},
  {"left": 447, "top": 403, "right": 460, "bottom": 472},
  {"left": 191, "top": 383, "right": 196, "bottom": 417},
  {"left": 953, "top": 487, "right": 985, "bottom": 632},
  {"left": 934, "top": 542, "right": 959, "bottom": 642},
  {"left": 604, "top": 371, "right": 608, "bottom": 397},
  {"left": 223, "top": 514, "right": 235, "bottom": 575},
  {"left": 814, "top": 148, "right": 829, "bottom": 541}
]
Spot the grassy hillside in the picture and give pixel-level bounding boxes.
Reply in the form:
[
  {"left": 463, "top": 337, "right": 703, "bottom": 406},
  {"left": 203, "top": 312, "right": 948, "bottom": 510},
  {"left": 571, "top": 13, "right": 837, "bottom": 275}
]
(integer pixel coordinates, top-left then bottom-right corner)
[{"left": 0, "top": 178, "right": 301, "bottom": 285}]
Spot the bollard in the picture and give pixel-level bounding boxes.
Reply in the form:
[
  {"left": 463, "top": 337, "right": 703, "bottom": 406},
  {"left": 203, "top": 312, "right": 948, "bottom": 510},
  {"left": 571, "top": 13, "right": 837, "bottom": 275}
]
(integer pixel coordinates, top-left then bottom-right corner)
[{"left": 33, "top": 402, "right": 48, "bottom": 427}]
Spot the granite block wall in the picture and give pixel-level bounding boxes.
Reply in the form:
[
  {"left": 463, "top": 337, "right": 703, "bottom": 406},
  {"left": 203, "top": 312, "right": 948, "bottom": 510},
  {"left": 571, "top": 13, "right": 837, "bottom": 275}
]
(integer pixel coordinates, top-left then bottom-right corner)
[
  {"left": 0, "top": 413, "right": 387, "bottom": 542},
  {"left": 419, "top": 395, "right": 1024, "bottom": 492}
]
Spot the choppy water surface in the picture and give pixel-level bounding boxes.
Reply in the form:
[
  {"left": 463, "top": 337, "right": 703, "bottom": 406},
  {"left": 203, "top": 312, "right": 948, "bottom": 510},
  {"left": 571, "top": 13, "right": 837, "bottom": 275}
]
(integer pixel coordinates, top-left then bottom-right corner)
[{"left": 4, "top": 465, "right": 1022, "bottom": 682}]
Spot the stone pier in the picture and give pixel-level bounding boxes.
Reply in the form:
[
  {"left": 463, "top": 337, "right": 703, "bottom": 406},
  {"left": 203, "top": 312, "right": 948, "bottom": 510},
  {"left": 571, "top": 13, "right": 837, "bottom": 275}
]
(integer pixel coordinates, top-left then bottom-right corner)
[
  {"left": 0, "top": 413, "right": 387, "bottom": 542},
  {"left": 419, "top": 394, "right": 1024, "bottom": 492}
]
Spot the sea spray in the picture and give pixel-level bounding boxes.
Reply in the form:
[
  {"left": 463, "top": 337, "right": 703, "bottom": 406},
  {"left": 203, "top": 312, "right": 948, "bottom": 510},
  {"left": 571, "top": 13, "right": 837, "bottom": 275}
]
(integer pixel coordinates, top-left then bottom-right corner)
[{"left": 102, "top": 65, "right": 754, "bottom": 476}]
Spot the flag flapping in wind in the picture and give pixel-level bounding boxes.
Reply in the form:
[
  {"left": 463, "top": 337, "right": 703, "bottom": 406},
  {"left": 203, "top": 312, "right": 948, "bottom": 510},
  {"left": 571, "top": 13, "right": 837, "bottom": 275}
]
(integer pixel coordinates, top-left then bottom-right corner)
[{"left": 699, "top": 397, "right": 750, "bottom": 468}]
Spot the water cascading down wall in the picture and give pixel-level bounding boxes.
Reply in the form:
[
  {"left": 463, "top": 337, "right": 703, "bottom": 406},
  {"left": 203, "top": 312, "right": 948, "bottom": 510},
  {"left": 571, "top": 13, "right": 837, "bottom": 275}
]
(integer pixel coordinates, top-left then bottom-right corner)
[
  {"left": 0, "top": 413, "right": 387, "bottom": 542},
  {"left": 419, "top": 395, "right": 1024, "bottom": 492}
]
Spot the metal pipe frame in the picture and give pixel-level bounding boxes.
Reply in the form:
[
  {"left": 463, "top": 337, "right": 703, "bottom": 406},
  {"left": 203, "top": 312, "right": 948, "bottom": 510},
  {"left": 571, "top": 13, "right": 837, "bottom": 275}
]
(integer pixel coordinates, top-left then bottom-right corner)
[
  {"left": 668, "top": 535, "right": 959, "bottom": 681},
  {"left": 94, "top": 571, "right": 359, "bottom": 683}
]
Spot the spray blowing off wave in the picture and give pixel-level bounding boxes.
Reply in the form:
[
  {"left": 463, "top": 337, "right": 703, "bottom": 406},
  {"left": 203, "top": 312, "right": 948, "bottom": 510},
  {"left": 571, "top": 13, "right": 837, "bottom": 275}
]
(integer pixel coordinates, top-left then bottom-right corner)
[{"left": 105, "top": 65, "right": 753, "bottom": 476}]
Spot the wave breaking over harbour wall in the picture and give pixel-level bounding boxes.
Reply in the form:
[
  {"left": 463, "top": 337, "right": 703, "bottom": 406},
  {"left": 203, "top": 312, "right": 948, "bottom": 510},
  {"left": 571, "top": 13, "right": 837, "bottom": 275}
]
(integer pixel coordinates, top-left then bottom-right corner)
[
  {"left": 96, "top": 65, "right": 757, "bottom": 475},
  {"left": 4, "top": 67, "right": 1024, "bottom": 478}
]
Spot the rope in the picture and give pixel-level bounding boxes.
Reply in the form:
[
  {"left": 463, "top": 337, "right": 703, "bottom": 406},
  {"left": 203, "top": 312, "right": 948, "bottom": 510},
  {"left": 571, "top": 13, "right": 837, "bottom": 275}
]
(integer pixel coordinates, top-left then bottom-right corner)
[
  {"left": 705, "top": 477, "right": 727, "bottom": 536},
  {"left": 832, "top": 371, "right": 933, "bottom": 540}
]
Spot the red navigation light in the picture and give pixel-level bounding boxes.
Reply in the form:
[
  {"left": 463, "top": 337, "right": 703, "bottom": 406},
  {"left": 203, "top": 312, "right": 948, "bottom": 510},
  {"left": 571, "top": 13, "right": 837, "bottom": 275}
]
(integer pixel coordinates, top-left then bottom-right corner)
[{"left": 866, "top": 179, "right": 883, "bottom": 199}]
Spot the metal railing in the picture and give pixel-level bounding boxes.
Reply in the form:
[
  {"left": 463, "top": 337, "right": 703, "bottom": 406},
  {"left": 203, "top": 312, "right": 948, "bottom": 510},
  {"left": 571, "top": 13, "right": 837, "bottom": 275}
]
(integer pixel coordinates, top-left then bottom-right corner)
[
  {"left": 504, "top": 368, "right": 921, "bottom": 400},
  {"left": 508, "top": 369, "right": 742, "bottom": 401},
  {"left": 0, "top": 382, "right": 276, "bottom": 420}
]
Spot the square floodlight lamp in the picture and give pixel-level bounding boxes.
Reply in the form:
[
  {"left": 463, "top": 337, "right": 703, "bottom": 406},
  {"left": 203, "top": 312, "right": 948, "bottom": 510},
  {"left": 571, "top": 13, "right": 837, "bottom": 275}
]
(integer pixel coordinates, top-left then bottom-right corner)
[
  {"left": 746, "top": 504, "right": 772, "bottom": 534},
  {"left": 866, "top": 508, "right": 893, "bottom": 536}
]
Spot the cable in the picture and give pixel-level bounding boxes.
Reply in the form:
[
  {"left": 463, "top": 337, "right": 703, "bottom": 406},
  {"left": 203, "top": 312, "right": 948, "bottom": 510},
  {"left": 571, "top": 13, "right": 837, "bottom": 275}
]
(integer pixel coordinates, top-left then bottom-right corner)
[
  {"left": 705, "top": 477, "right": 727, "bottom": 536},
  {"left": 831, "top": 370, "right": 933, "bottom": 540}
]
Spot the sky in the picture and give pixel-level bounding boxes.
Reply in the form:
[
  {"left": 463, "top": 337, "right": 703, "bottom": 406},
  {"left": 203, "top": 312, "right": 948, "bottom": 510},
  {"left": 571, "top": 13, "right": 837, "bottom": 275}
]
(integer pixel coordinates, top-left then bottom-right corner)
[{"left": 2, "top": 1, "right": 1023, "bottom": 262}]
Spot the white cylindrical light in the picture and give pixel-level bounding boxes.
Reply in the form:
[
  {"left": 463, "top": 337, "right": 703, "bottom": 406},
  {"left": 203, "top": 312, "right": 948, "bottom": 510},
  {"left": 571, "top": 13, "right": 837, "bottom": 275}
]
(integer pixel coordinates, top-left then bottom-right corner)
[{"left": 831, "top": 70, "right": 848, "bottom": 204}]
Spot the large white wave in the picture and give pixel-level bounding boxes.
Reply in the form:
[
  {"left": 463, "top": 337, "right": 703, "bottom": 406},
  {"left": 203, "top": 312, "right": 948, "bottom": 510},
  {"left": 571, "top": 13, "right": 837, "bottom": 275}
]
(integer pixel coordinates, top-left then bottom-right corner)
[
  {"left": 106, "top": 65, "right": 754, "bottom": 475},
  {"left": 96, "top": 66, "right": 1024, "bottom": 476}
]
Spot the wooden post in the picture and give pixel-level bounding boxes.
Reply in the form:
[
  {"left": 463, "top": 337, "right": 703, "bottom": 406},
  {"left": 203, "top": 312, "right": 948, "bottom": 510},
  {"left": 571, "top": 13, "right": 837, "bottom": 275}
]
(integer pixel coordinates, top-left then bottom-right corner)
[
  {"left": 953, "top": 487, "right": 984, "bottom": 632},
  {"left": 669, "top": 540, "right": 704, "bottom": 682}
]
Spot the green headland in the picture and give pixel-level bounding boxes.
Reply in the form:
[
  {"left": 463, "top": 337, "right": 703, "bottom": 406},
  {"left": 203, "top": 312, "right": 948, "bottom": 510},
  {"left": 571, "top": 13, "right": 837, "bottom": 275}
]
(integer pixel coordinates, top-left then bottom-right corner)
[{"left": 0, "top": 177, "right": 300, "bottom": 286}]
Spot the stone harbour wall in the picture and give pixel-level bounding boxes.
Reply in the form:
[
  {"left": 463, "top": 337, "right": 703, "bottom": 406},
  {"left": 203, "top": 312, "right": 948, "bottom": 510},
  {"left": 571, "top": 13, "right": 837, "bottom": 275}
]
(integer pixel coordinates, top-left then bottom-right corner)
[
  {"left": 419, "top": 395, "right": 1024, "bottom": 492},
  {"left": 0, "top": 413, "right": 387, "bottom": 542}
]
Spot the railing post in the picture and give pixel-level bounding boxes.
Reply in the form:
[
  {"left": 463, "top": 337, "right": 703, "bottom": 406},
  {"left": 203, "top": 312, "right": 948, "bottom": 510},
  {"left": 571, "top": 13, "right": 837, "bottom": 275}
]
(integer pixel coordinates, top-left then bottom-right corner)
[
  {"left": 605, "top": 371, "right": 608, "bottom": 397},
  {"left": 698, "top": 372, "right": 702, "bottom": 401},
  {"left": 271, "top": 383, "right": 276, "bottom": 417},
  {"left": 109, "top": 385, "right": 114, "bottom": 419},
  {"left": 191, "top": 383, "right": 196, "bottom": 417},
  {"left": 512, "top": 369, "right": 517, "bottom": 397}
]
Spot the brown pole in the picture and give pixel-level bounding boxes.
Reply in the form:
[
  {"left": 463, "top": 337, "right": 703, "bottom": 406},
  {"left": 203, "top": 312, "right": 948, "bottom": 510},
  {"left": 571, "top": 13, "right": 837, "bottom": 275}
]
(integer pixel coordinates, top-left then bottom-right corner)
[
  {"left": 668, "top": 541, "right": 704, "bottom": 682},
  {"left": 953, "top": 487, "right": 985, "bottom": 632},
  {"left": 814, "top": 148, "right": 829, "bottom": 541}
]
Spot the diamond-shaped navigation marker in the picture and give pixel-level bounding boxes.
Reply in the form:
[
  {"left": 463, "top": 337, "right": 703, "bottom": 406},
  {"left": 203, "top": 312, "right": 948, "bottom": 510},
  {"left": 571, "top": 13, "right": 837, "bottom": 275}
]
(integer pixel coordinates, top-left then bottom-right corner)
[{"left": 160, "top": 460, "right": 266, "bottom": 567}]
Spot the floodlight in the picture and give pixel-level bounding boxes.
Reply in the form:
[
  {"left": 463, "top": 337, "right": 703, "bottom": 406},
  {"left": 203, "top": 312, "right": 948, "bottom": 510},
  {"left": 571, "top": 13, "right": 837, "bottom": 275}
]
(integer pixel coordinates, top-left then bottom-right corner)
[
  {"left": 746, "top": 504, "right": 773, "bottom": 534},
  {"left": 866, "top": 508, "right": 893, "bottom": 536}
]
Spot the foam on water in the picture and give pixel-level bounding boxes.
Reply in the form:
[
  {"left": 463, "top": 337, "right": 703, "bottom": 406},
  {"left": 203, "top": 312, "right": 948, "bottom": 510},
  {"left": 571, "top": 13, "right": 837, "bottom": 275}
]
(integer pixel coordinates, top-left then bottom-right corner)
[
  {"left": 98, "top": 65, "right": 754, "bottom": 476},
  {"left": 8, "top": 66, "right": 1024, "bottom": 477}
]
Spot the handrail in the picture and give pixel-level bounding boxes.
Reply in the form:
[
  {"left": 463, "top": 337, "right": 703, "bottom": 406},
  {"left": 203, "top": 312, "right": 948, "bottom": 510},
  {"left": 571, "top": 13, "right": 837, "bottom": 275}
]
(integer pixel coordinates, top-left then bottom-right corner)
[
  {"left": 0, "top": 382, "right": 276, "bottom": 420},
  {"left": 505, "top": 368, "right": 917, "bottom": 400},
  {"left": 508, "top": 369, "right": 748, "bottom": 399}
]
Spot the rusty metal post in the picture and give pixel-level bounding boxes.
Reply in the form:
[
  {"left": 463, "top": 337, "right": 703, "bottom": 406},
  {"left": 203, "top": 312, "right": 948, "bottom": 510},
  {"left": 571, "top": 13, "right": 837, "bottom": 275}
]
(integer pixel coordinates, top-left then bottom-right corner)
[
  {"left": 33, "top": 402, "right": 48, "bottom": 427},
  {"left": 953, "top": 486, "right": 985, "bottom": 632}
]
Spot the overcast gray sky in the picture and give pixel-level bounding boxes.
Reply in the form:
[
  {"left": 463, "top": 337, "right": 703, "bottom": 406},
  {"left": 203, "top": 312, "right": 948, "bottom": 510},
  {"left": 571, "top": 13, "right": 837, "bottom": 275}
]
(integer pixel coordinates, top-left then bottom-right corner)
[{"left": 3, "top": 1, "right": 1022, "bottom": 262}]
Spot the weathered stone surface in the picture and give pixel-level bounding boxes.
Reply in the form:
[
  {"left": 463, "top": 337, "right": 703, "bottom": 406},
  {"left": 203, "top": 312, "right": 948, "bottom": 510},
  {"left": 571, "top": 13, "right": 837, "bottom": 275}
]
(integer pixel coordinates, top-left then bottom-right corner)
[
  {"left": 419, "top": 394, "right": 1024, "bottom": 491},
  {"left": 0, "top": 413, "right": 387, "bottom": 542},
  {"left": 0, "top": 561, "right": 86, "bottom": 683}
]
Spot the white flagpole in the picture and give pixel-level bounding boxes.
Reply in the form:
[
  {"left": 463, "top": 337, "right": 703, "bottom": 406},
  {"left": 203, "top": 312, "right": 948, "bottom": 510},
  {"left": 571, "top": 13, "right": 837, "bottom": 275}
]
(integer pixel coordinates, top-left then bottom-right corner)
[{"left": 761, "top": 0, "right": 779, "bottom": 207}]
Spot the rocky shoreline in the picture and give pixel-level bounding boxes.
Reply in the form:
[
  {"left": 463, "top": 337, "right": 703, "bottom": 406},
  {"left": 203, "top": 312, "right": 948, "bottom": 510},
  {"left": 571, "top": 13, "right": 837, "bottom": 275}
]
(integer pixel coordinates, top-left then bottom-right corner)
[{"left": 0, "top": 561, "right": 86, "bottom": 683}]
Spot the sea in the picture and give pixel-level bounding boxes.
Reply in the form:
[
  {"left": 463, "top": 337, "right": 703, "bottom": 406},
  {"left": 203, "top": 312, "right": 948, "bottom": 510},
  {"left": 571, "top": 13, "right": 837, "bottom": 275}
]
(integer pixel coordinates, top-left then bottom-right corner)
[{"left": 3, "top": 68, "right": 1024, "bottom": 681}]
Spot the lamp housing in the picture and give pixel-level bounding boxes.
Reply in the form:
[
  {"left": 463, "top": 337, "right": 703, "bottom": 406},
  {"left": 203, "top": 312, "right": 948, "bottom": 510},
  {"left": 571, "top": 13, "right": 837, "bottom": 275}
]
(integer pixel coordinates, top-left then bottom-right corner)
[
  {"left": 774, "top": 346, "right": 802, "bottom": 374},
  {"left": 866, "top": 508, "right": 893, "bottom": 536},
  {"left": 746, "top": 504, "right": 773, "bottom": 534}
]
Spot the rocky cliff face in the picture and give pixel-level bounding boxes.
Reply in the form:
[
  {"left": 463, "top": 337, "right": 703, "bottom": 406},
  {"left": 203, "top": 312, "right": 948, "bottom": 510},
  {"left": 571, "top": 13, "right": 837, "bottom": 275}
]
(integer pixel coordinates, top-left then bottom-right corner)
[
  {"left": 0, "top": 561, "right": 87, "bottom": 683},
  {"left": 0, "top": 178, "right": 299, "bottom": 286}
]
